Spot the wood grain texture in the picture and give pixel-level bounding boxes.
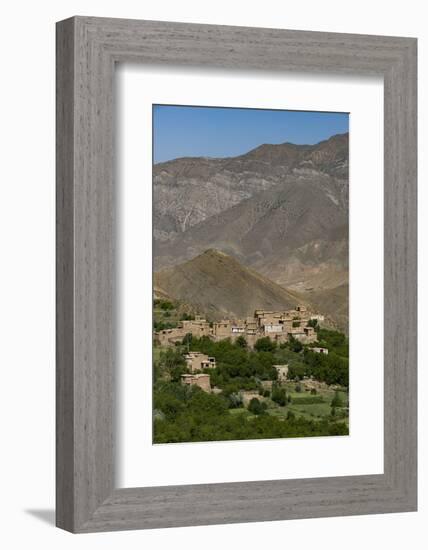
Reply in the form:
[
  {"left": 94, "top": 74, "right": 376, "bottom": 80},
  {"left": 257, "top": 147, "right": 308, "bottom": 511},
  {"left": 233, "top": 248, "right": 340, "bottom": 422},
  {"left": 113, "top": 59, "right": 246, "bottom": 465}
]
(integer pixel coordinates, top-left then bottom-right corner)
[
  {"left": 56, "top": 16, "right": 417, "bottom": 533},
  {"left": 56, "top": 18, "right": 75, "bottom": 532}
]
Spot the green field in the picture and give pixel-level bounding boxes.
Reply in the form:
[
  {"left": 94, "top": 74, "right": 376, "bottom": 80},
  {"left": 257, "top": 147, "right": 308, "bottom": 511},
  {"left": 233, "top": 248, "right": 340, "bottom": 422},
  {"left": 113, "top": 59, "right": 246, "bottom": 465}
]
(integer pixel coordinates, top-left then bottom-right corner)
[
  {"left": 226, "top": 383, "right": 348, "bottom": 425},
  {"left": 153, "top": 346, "right": 163, "bottom": 362}
]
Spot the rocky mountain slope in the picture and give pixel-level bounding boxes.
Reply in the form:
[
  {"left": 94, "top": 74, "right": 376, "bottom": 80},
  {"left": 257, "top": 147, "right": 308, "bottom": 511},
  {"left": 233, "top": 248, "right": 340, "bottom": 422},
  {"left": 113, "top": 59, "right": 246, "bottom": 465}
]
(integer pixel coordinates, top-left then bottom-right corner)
[
  {"left": 153, "top": 133, "right": 349, "bottom": 330},
  {"left": 154, "top": 133, "right": 348, "bottom": 244},
  {"left": 155, "top": 177, "right": 348, "bottom": 289},
  {"left": 293, "top": 283, "right": 349, "bottom": 333},
  {"left": 154, "top": 249, "right": 304, "bottom": 321}
]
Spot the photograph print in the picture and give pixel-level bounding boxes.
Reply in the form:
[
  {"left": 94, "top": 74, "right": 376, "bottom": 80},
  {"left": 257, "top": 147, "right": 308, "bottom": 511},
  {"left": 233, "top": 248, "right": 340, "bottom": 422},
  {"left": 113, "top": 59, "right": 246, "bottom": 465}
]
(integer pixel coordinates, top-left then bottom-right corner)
[{"left": 152, "top": 105, "right": 349, "bottom": 444}]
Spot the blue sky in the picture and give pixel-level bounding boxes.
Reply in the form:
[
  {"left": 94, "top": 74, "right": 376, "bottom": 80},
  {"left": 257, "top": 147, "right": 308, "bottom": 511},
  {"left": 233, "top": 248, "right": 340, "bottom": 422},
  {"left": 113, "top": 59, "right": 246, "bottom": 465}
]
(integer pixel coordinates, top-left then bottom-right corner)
[{"left": 153, "top": 105, "right": 349, "bottom": 164}]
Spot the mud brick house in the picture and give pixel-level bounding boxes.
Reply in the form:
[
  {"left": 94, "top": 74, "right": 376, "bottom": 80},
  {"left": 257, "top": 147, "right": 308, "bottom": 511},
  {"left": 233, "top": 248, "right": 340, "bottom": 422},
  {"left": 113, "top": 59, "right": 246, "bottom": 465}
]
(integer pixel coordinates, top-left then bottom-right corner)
[
  {"left": 184, "top": 351, "right": 216, "bottom": 372},
  {"left": 154, "top": 327, "right": 185, "bottom": 347},
  {"left": 155, "top": 306, "right": 320, "bottom": 348},
  {"left": 181, "top": 315, "right": 211, "bottom": 338},
  {"left": 154, "top": 315, "right": 211, "bottom": 347},
  {"left": 181, "top": 373, "right": 211, "bottom": 393}
]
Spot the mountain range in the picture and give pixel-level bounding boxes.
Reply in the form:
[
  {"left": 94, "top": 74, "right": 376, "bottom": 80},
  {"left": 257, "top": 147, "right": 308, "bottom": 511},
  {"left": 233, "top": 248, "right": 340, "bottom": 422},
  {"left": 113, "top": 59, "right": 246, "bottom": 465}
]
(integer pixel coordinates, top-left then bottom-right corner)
[{"left": 153, "top": 133, "right": 349, "bottom": 331}]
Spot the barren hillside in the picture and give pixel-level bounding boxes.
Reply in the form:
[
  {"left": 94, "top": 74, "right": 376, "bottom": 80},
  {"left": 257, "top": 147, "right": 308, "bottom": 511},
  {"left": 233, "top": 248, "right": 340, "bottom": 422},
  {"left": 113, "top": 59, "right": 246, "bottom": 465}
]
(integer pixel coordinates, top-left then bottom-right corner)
[{"left": 154, "top": 249, "right": 305, "bottom": 320}]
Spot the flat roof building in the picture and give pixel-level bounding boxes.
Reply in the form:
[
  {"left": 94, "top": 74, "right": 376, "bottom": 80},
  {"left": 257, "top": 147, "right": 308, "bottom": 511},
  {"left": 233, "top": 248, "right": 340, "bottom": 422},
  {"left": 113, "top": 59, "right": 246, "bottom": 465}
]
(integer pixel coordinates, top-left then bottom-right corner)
[
  {"left": 184, "top": 352, "right": 216, "bottom": 372},
  {"left": 181, "top": 373, "right": 211, "bottom": 393}
]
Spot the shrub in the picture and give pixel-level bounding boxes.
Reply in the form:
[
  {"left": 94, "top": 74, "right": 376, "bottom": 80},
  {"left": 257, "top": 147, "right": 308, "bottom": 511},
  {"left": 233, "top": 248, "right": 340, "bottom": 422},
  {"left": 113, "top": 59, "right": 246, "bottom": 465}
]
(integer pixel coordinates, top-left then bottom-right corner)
[
  {"left": 154, "top": 320, "right": 177, "bottom": 331},
  {"left": 228, "top": 392, "right": 243, "bottom": 409},
  {"left": 331, "top": 391, "right": 343, "bottom": 408},
  {"left": 271, "top": 386, "right": 287, "bottom": 407},
  {"left": 180, "top": 313, "right": 195, "bottom": 321},
  {"left": 248, "top": 398, "right": 265, "bottom": 415},
  {"left": 159, "top": 300, "right": 174, "bottom": 311}
]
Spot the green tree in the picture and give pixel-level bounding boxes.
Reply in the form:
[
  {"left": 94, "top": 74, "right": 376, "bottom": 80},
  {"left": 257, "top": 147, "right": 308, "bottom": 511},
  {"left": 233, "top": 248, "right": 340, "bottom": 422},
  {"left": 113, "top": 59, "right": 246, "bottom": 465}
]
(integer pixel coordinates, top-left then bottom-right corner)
[
  {"left": 235, "top": 335, "right": 248, "bottom": 348},
  {"left": 288, "top": 364, "right": 306, "bottom": 380},
  {"left": 170, "top": 365, "right": 187, "bottom": 382},
  {"left": 182, "top": 333, "right": 193, "bottom": 347},
  {"left": 248, "top": 398, "right": 265, "bottom": 415},
  {"left": 271, "top": 386, "right": 287, "bottom": 406},
  {"left": 317, "top": 328, "right": 349, "bottom": 358},
  {"left": 160, "top": 348, "right": 185, "bottom": 370},
  {"left": 254, "top": 337, "right": 276, "bottom": 352},
  {"left": 288, "top": 336, "right": 303, "bottom": 353}
]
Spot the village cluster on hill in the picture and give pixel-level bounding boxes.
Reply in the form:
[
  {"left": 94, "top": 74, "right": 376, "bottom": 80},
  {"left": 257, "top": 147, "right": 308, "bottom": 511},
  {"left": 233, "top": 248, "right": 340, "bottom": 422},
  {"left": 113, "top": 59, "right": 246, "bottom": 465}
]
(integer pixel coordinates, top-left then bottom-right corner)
[{"left": 155, "top": 305, "right": 324, "bottom": 349}]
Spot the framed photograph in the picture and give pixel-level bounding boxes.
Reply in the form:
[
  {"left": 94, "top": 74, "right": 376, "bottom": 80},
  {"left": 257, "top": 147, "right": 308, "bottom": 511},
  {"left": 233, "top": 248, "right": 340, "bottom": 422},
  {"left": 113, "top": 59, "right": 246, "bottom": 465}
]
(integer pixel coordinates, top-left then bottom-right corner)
[
  {"left": 56, "top": 16, "right": 417, "bottom": 532},
  {"left": 150, "top": 104, "right": 351, "bottom": 445}
]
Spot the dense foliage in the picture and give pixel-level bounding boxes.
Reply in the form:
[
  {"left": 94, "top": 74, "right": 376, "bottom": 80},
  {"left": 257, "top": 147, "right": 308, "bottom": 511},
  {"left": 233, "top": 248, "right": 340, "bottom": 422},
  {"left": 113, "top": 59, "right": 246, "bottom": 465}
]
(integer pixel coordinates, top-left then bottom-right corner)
[
  {"left": 154, "top": 320, "right": 178, "bottom": 331},
  {"left": 153, "top": 328, "right": 350, "bottom": 444},
  {"left": 186, "top": 336, "right": 279, "bottom": 393},
  {"left": 287, "top": 329, "right": 349, "bottom": 387},
  {"left": 153, "top": 383, "right": 348, "bottom": 443}
]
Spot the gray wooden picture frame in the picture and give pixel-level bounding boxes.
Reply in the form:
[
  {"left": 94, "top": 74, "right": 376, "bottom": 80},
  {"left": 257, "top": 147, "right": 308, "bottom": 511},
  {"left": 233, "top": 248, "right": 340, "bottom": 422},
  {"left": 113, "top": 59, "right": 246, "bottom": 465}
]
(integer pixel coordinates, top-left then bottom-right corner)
[{"left": 56, "top": 16, "right": 417, "bottom": 533}]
